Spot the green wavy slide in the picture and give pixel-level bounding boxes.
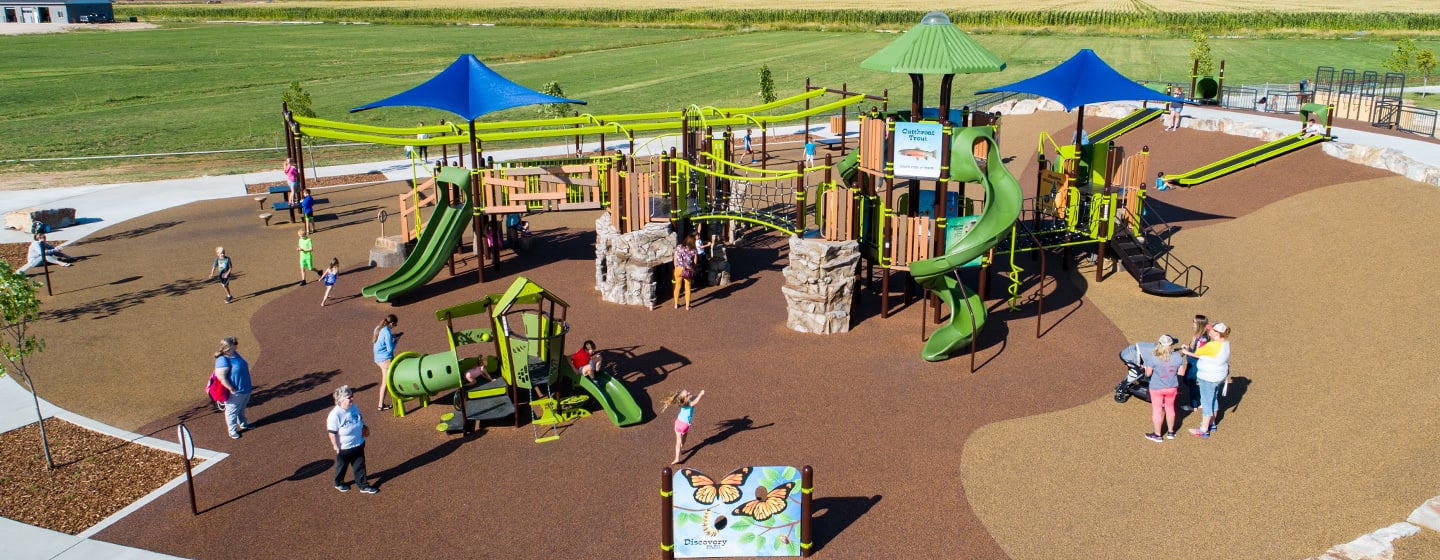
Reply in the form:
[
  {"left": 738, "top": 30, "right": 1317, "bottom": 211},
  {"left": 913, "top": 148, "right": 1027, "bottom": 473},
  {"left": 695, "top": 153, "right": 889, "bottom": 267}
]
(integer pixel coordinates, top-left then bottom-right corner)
[
  {"left": 907, "top": 126, "right": 1024, "bottom": 362},
  {"left": 362, "top": 166, "right": 474, "bottom": 303}
]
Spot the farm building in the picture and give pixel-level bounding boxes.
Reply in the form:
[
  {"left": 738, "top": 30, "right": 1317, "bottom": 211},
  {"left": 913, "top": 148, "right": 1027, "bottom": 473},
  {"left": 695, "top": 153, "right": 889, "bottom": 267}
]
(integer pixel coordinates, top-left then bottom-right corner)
[{"left": 1, "top": 0, "right": 113, "bottom": 23}]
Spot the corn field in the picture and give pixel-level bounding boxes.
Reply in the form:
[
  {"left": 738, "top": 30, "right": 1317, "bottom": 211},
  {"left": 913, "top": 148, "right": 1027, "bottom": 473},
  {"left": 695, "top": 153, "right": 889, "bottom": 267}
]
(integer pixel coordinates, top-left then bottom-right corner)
[{"left": 118, "top": 6, "right": 1440, "bottom": 33}]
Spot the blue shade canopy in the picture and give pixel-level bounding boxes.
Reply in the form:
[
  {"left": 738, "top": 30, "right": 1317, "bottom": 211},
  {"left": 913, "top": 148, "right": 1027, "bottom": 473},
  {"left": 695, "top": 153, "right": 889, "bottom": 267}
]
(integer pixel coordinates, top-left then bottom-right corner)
[
  {"left": 350, "top": 54, "right": 585, "bottom": 122},
  {"left": 976, "top": 49, "right": 1181, "bottom": 110}
]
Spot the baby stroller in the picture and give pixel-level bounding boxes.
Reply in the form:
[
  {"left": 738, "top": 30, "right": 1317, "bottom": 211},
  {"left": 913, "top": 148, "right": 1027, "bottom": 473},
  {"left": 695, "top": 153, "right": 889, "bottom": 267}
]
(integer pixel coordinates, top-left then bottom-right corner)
[{"left": 1113, "top": 341, "right": 1156, "bottom": 403}]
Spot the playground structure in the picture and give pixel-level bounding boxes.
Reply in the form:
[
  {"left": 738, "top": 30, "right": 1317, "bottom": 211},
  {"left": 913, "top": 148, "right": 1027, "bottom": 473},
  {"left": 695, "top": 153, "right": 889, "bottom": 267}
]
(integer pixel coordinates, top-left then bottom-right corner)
[
  {"left": 285, "top": 82, "right": 883, "bottom": 303},
  {"left": 285, "top": 38, "right": 1209, "bottom": 364},
  {"left": 382, "top": 276, "right": 642, "bottom": 442}
]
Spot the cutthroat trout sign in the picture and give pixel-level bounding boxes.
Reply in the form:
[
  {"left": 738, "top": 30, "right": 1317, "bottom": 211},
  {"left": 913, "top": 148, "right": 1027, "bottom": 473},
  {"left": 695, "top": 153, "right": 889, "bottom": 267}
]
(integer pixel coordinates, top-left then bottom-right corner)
[{"left": 892, "top": 121, "right": 944, "bottom": 179}]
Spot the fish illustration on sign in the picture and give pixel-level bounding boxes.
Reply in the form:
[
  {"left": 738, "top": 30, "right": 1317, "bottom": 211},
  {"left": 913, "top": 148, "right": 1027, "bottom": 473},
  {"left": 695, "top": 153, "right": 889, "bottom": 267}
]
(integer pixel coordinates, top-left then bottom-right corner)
[{"left": 899, "top": 148, "right": 936, "bottom": 160}]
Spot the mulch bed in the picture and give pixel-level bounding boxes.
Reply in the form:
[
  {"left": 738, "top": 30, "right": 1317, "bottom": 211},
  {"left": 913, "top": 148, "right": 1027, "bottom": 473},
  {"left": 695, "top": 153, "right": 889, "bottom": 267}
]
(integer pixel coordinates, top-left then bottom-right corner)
[
  {"left": 0, "top": 242, "right": 27, "bottom": 270},
  {"left": 244, "top": 172, "right": 388, "bottom": 195},
  {"left": 0, "top": 418, "right": 193, "bottom": 535}
]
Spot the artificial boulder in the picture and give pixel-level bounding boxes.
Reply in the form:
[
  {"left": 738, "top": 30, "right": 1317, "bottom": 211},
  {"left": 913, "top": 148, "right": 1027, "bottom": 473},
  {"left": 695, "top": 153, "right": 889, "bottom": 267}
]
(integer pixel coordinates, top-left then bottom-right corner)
[
  {"left": 781, "top": 236, "right": 859, "bottom": 334},
  {"left": 595, "top": 212, "right": 674, "bottom": 307}
]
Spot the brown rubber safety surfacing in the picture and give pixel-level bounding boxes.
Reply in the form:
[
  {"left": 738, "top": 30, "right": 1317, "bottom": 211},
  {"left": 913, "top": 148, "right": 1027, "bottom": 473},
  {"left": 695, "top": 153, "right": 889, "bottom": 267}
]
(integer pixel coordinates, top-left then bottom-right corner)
[{"left": 20, "top": 109, "right": 1428, "bottom": 559}]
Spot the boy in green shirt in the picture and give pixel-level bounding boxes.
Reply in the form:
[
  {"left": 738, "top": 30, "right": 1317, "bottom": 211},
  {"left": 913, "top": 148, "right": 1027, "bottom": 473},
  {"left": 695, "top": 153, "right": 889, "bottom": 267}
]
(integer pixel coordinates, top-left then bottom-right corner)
[{"left": 297, "top": 229, "right": 315, "bottom": 286}]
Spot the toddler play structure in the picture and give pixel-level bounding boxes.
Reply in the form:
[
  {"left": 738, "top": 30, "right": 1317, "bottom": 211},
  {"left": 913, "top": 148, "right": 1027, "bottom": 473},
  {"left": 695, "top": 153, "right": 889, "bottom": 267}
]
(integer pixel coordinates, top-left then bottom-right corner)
[{"left": 382, "top": 276, "right": 642, "bottom": 442}]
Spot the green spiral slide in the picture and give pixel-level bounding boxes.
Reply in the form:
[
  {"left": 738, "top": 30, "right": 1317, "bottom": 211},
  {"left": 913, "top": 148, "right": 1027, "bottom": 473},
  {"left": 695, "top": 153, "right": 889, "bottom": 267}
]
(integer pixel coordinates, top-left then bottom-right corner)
[
  {"left": 362, "top": 166, "right": 473, "bottom": 303},
  {"left": 907, "top": 126, "right": 1024, "bottom": 362}
]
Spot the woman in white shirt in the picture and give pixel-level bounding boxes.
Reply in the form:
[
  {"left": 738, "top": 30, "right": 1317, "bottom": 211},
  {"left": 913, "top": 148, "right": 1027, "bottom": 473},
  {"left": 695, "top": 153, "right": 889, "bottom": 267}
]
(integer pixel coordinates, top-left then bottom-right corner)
[{"left": 1180, "top": 322, "right": 1231, "bottom": 438}]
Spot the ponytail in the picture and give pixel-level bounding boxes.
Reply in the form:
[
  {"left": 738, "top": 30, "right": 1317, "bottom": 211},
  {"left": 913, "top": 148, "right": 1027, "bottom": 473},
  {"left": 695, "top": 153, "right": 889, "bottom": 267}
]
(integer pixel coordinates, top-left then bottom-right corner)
[
  {"left": 373, "top": 314, "right": 397, "bottom": 342},
  {"left": 214, "top": 336, "right": 237, "bottom": 358}
]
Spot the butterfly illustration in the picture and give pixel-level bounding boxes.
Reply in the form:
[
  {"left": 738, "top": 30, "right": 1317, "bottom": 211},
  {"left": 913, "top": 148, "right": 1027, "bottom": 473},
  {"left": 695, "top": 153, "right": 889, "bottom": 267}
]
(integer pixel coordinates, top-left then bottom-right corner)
[
  {"left": 732, "top": 481, "right": 794, "bottom": 522},
  {"left": 682, "top": 467, "right": 751, "bottom": 505}
]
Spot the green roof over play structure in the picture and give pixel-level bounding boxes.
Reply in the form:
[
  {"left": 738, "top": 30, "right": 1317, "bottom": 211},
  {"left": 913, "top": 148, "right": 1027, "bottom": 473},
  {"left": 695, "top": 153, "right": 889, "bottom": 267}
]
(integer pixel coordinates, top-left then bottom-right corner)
[{"left": 860, "top": 11, "right": 1006, "bottom": 76}]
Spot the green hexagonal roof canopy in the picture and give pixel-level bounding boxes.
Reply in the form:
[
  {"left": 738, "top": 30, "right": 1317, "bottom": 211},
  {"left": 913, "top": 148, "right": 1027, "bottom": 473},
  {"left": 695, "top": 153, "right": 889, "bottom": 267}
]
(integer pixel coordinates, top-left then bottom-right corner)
[{"left": 861, "top": 12, "right": 1006, "bottom": 123}]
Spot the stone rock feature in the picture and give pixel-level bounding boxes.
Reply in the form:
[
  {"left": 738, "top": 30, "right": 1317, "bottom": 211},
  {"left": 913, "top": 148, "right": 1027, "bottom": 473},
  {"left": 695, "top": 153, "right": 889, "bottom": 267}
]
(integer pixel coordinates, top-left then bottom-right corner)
[
  {"left": 1406, "top": 497, "right": 1440, "bottom": 532},
  {"left": 705, "top": 242, "right": 731, "bottom": 288},
  {"left": 4, "top": 208, "right": 76, "bottom": 232},
  {"left": 595, "top": 212, "right": 674, "bottom": 308},
  {"left": 369, "top": 235, "right": 407, "bottom": 268},
  {"left": 781, "top": 236, "right": 859, "bottom": 334},
  {"left": 1307, "top": 522, "right": 1419, "bottom": 560}
]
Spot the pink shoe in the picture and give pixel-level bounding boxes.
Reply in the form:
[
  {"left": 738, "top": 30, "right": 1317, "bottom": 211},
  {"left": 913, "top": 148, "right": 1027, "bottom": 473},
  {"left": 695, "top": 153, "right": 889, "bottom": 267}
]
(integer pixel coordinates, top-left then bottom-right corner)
[{"left": 1188, "top": 428, "right": 1209, "bottom": 439}]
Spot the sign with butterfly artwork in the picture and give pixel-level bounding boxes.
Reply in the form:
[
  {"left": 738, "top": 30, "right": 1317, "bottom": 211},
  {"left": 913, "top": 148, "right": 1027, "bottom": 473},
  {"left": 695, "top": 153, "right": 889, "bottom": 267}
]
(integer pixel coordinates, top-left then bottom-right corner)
[
  {"left": 672, "top": 465, "right": 803, "bottom": 558},
  {"left": 891, "top": 121, "right": 944, "bottom": 180}
]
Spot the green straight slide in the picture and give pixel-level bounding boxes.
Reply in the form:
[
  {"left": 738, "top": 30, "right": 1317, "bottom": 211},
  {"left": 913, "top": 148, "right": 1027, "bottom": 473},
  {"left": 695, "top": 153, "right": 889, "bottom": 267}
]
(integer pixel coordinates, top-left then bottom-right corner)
[
  {"left": 560, "top": 362, "right": 643, "bottom": 427},
  {"left": 908, "top": 126, "right": 1024, "bottom": 362},
  {"left": 362, "top": 167, "right": 473, "bottom": 303},
  {"left": 1163, "top": 132, "right": 1323, "bottom": 187},
  {"left": 1090, "top": 107, "right": 1163, "bottom": 145}
]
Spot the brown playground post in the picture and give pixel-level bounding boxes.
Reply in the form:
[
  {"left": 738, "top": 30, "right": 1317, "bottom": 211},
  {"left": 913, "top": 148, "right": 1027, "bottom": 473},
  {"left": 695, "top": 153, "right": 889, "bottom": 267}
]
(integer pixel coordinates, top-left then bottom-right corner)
[{"left": 661, "top": 467, "right": 675, "bottom": 560}]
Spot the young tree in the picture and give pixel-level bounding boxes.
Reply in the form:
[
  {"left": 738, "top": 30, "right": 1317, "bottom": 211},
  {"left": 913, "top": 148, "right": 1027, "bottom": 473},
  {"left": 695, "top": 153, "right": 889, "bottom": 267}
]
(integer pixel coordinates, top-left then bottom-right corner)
[
  {"left": 1416, "top": 49, "right": 1437, "bottom": 96},
  {"left": 0, "top": 261, "right": 53, "bottom": 469},
  {"left": 1189, "top": 29, "right": 1214, "bottom": 77},
  {"left": 281, "top": 81, "right": 316, "bottom": 119},
  {"left": 536, "top": 81, "right": 572, "bottom": 120},
  {"left": 1382, "top": 37, "right": 1417, "bottom": 76},
  {"left": 759, "top": 64, "right": 777, "bottom": 105}
]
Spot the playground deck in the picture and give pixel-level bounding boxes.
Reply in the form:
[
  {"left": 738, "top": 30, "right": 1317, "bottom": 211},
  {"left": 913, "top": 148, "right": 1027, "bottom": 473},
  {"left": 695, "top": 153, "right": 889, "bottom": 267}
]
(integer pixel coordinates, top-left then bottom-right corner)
[{"left": 16, "top": 110, "right": 1440, "bottom": 559}]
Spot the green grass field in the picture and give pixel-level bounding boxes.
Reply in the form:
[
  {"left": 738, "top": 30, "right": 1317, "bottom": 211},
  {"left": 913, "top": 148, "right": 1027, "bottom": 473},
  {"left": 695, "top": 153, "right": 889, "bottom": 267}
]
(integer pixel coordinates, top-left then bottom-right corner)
[{"left": 0, "top": 23, "right": 1434, "bottom": 182}]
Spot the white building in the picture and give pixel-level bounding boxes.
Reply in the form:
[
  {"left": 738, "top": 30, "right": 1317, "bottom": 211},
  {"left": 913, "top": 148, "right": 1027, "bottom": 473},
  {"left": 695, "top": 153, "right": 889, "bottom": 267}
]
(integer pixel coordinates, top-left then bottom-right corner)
[{"left": 1, "top": 0, "right": 114, "bottom": 24}]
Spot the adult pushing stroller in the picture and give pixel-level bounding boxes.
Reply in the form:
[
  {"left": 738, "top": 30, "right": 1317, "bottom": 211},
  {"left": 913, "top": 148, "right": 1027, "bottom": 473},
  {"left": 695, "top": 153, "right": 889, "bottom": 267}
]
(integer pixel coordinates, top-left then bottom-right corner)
[{"left": 1113, "top": 341, "right": 1157, "bottom": 403}]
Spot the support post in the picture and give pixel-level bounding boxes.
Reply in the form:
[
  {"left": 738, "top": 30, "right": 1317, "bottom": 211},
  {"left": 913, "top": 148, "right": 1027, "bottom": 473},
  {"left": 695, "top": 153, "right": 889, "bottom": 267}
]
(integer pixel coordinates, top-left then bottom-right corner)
[
  {"left": 661, "top": 467, "right": 675, "bottom": 560},
  {"left": 800, "top": 465, "right": 814, "bottom": 557}
]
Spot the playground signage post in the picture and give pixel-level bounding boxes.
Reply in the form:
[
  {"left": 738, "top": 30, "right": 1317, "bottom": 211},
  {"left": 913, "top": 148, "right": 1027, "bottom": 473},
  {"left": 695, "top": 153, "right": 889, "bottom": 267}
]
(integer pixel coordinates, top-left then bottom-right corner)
[
  {"left": 667, "top": 465, "right": 810, "bottom": 558},
  {"left": 891, "top": 122, "right": 944, "bottom": 180},
  {"left": 176, "top": 423, "right": 197, "bottom": 515}
]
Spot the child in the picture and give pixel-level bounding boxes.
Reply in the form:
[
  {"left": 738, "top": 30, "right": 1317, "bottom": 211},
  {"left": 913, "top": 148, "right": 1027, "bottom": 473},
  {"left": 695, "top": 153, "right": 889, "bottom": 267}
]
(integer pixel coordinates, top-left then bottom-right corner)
[
  {"left": 320, "top": 258, "right": 338, "bottom": 306},
  {"left": 283, "top": 158, "right": 299, "bottom": 204},
  {"left": 571, "top": 340, "right": 601, "bottom": 382},
  {"left": 296, "top": 229, "right": 314, "bottom": 286},
  {"left": 300, "top": 189, "right": 315, "bottom": 234},
  {"left": 208, "top": 246, "right": 234, "bottom": 303},
  {"left": 1155, "top": 172, "right": 1169, "bottom": 191},
  {"left": 662, "top": 389, "right": 705, "bottom": 464}
]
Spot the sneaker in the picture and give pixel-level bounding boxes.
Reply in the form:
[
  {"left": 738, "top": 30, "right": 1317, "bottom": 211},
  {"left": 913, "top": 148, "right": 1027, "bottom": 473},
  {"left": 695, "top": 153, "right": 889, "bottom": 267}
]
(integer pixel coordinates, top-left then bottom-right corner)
[
  {"left": 1144, "top": 433, "right": 1163, "bottom": 443},
  {"left": 335, "top": 484, "right": 350, "bottom": 492},
  {"left": 1188, "top": 428, "right": 1209, "bottom": 439},
  {"left": 359, "top": 486, "right": 378, "bottom": 494},
  {"left": 229, "top": 432, "right": 241, "bottom": 439},
  {"left": 225, "top": 295, "right": 234, "bottom": 304},
  {"left": 1165, "top": 432, "right": 1176, "bottom": 439},
  {"left": 238, "top": 424, "right": 252, "bottom": 432}
]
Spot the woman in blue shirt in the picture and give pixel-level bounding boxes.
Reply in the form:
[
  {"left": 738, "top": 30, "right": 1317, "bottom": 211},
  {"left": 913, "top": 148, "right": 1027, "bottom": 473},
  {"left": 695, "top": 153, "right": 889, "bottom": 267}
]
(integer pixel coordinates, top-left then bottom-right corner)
[{"left": 213, "top": 336, "right": 252, "bottom": 439}]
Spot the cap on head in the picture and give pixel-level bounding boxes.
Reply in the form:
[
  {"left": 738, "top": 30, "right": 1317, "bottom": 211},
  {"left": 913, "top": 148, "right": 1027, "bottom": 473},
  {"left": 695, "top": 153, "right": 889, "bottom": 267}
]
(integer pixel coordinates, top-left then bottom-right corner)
[
  {"left": 1211, "top": 322, "right": 1229, "bottom": 334},
  {"left": 1158, "top": 334, "right": 1177, "bottom": 346}
]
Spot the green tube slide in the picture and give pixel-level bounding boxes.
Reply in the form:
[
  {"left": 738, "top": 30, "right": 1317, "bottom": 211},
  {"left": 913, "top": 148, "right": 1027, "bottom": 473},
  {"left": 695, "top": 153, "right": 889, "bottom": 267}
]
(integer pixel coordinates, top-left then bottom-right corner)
[
  {"left": 908, "top": 126, "right": 1024, "bottom": 362},
  {"left": 387, "top": 350, "right": 465, "bottom": 400},
  {"left": 559, "top": 361, "right": 643, "bottom": 427},
  {"left": 361, "top": 166, "right": 474, "bottom": 303},
  {"left": 836, "top": 149, "right": 860, "bottom": 188}
]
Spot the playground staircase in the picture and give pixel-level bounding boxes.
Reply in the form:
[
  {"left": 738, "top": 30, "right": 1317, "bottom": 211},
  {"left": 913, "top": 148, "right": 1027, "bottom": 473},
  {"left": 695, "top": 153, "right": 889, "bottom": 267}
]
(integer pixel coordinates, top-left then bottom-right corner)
[{"left": 1107, "top": 210, "right": 1202, "bottom": 297}]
